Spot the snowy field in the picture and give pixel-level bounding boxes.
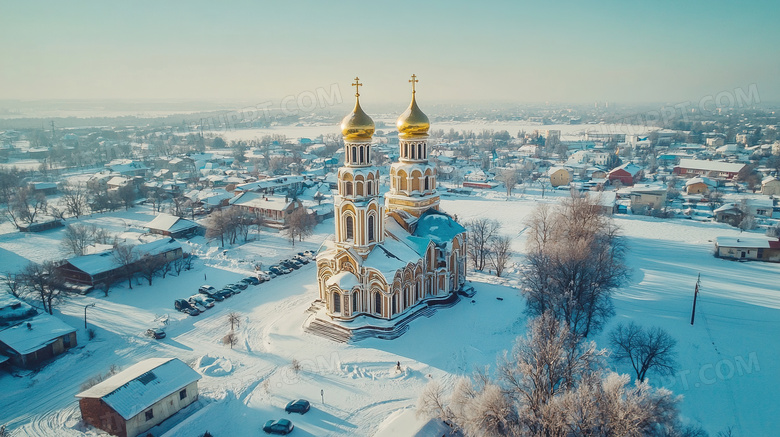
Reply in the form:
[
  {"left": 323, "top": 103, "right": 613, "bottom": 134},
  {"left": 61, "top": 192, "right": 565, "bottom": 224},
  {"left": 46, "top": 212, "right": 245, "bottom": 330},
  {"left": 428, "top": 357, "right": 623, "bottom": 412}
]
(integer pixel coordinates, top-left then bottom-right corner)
[{"left": 1, "top": 188, "right": 778, "bottom": 436}]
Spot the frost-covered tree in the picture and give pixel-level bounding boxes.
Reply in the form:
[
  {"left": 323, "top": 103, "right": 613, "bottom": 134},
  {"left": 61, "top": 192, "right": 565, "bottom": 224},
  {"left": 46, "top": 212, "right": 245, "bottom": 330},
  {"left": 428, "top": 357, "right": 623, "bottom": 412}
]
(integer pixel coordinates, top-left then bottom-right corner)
[
  {"left": 465, "top": 218, "right": 501, "bottom": 271},
  {"left": 522, "top": 194, "right": 629, "bottom": 338},
  {"left": 417, "top": 313, "right": 696, "bottom": 437}
]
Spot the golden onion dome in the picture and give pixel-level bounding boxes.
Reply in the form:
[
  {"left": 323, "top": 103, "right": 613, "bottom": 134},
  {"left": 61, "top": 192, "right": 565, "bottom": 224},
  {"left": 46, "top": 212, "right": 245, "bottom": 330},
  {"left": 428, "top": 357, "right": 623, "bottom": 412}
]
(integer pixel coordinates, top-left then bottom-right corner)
[
  {"left": 396, "top": 76, "right": 430, "bottom": 138},
  {"left": 340, "top": 78, "right": 375, "bottom": 141}
]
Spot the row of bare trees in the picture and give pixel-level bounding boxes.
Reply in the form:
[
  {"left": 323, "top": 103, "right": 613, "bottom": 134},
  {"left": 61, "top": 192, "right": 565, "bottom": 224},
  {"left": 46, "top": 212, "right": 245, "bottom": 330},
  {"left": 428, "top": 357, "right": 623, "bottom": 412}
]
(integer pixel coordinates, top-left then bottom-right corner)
[
  {"left": 417, "top": 313, "right": 694, "bottom": 437},
  {"left": 206, "top": 208, "right": 264, "bottom": 247},
  {"left": 465, "top": 218, "right": 513, "bottom": 276}
]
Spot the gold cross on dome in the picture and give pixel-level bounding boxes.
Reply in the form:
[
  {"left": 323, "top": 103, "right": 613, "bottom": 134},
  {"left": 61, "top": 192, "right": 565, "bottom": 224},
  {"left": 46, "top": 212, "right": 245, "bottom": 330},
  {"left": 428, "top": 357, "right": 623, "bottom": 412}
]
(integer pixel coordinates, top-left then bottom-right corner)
[
  {"left": 409, "top": 74, "right": 418, "bottom": 93},
  {"left": 352, "top": 77, "right": 362, "bottom": 97}
]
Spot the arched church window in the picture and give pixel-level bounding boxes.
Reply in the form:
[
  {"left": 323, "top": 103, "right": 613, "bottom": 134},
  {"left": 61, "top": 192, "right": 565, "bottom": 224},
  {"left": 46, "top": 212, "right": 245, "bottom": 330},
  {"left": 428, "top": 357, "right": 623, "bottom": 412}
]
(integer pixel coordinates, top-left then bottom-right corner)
[
  {"left": 333, "top": 291, "right": 341, "bottom": 313},
  {"left": 403, "top": 143, "right": 408, "bottom": 158},
  {"left": 345, "top": 182, "right": 353, "bottom": 195},
  {"left": 374, "top": 293, "right": 382, "bottom": 315},
  {"left": 352, "top": 147, "right": 357, "bottom": 164},
  {"left": 359, "top": 146, "right": 364, "bottom": 164},
  {"left": 418, "top": 143, "right": 423, "bottom": 160},
  {"left": 368, "top": 215, "right": 375, "bottom": 242},
  {"left": 424, "top": 177, "right": 429, "bottom": 190},
  {"left": 392, "top": 294, "right": 397, "bottom": 315},
  {"left": 415, "top": 282, "right": 419, "bottom": 301},
  {"left": 367, "top": 182, "right": 372, "bottom": 195},
  {"left": 353, "top": 293, "right": 358, "bottom": 313},
  {"left": 403, "top": 288, "right": 408, "bottom": 308},
  {"left": 346, "top": 216, "right": 354, "bottom": 241}
]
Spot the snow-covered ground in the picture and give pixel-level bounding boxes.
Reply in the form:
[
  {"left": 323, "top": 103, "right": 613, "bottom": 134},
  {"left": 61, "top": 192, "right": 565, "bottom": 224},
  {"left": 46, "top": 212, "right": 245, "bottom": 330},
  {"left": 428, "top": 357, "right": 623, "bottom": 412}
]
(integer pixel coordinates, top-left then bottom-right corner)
[{"left": 0, "top": 188, "right": 778, "bottom": 436}]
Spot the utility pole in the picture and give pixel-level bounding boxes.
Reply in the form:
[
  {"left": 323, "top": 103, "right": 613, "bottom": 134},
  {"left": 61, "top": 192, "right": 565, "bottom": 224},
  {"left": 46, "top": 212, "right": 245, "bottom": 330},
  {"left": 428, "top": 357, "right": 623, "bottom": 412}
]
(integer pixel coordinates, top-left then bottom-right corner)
[
  {"left": 50, "top": 120, "right": 56, "bottom": 142},
  {"left": 84, "top": 303, "right": 96, "bottom": 329},
  {"left": 690, "top": 274, "right": 700, "bottom": 325}
]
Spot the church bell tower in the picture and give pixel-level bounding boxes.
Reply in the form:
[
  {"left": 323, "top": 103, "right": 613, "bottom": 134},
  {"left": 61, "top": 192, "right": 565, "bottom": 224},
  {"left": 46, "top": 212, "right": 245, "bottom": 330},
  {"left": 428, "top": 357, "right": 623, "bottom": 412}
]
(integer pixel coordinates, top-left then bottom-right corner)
[
  {"left": 386, "top": 74, "right": 440, "bottom": 217},
  {"left": 334, "top": 77, "right": 385, "bottom": 257}
]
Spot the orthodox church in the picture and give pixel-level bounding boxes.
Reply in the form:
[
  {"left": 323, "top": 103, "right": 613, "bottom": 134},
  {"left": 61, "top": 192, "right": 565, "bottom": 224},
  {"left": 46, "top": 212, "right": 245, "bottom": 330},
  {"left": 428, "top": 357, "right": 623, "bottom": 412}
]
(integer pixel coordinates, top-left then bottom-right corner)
[{"left": 309, "top": 76, "right": 467, "bottom": 340}]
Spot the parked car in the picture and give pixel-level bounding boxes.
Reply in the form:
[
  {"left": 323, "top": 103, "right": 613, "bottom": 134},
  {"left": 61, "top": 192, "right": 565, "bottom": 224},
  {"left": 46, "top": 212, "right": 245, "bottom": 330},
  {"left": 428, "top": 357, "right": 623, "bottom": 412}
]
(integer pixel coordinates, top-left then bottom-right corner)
[
  {"left": 198, "top": 285, "right": 216, "bottom": 294},
  {"left": 280, "top": 260, "right": 300, "bottom": 270},
  {"left": 302, "top": 250, "right": 315, "bottom": 258},
  {"left": 146, "top": 328, "right": 166, "bottom": 339},
  {"left": 184, "top": 307, "right": 200, "bottom": 316},
  {"left": 190, "top": 301, "right": 207, "bottom": 312},
  {"left": 292, "top": 255, "right": 309, "bottom": 264},
  {"left": 217, "top": 288, "right": 233, "bottom": 298},
  {"left": 226, "top": 284, "right": 242, "bottom": 294},
  {"left": 241, "top": 276, "right": 260, "bottom": 286},
  {"left": 231, "top": 281, "right": 248, "bottom": 290},
  {"left": 284, "top": 399, "right": 310, "bottom": 415},
  {"left": 258, "top": 271, "right": 273, "bottom": 281},
  {"left": 189, "top": 294, "right": 215, "bottom": 308},
  {"left": 207, "top": 291, "right": 225, "bottom": 302},
  {"left": 262, "top": 419, "right": 294, "bottom": 435},
  {"left": 269, "top": 265, "right": 289, "bottom": 275},
  {"left": 174, "top": 299, "right": 192, "bottom": 312}
]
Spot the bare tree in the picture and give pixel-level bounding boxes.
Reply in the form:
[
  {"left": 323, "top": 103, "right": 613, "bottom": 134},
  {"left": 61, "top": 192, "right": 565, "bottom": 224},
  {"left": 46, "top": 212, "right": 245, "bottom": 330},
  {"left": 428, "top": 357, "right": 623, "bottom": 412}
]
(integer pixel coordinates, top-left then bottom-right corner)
[
  {"left": 227, "top": 311, "right": 241, "bottom": 330},
  {"left": 497, "top": 169, "right": 519, "bottom": 197},
  {"left": 285, "top": 207, "right": 315, "bottom": 246},
  {"left": 522, "top": 193, "right": 629, "bottom": 338},
  {"left": 112, "top": 244, "right": 137, "bottom": 289},
  {"left": 222, "top": 331, "right": 238, "bottom": 349},
  {"left": 2, "top": 272, "right": 22, "bottom": 298},
  {"left": 61, "top": 224, "right": 94, "bottom": 257},
  {"left": 464, "top": 218, "right": 501, "bottom": 271},
  {"left": 18, "top": 262, "right": 67, "bottom": 314},
  {"left": 206, "top": 209, "right": 231, "bottom": 247},
  {"left": 61, "top": 183, "right": 90, "bottom": 218},
  {"left": 4, "top": 187, "right": 48, "bottom": 227},
  {"left": 609, "top": 322, "right": 677, "bottom": 382},
  {"left": 137, "top": 255, "right": 166, "bottom": 286},
  {"left": 117, "top": 184, "right": 136, "bottom": 210},
  {"left": 536, "top": 178, "right": 549, "bottom": 198},
  {"left": 487, "top": 236, "right": 512, "bottom": 277}
]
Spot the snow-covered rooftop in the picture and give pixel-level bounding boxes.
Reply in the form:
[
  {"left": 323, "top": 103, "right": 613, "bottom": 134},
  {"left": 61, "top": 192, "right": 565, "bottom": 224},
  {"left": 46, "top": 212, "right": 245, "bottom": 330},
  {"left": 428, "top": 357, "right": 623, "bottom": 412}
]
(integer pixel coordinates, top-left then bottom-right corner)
[
  {"left": 230, "top": 192, "right": 293, "bottom": 212},
  {"left": 76, "top": 357, "right": 201, "bottom": 420},
  {"left": 715, "top": 237, "right": 780, "bottom": 249},
  {"left": 677, "top": 159, "right": 745, "bottom": 173},
  {"left": 66, "top": 238, "right": 182, "bottom": 276},
  {"left": 144, "top": 213, "right": 200, "bottom": 233},
  {"left": 0, "top": 313, "right": 76, "bottom": 355}
]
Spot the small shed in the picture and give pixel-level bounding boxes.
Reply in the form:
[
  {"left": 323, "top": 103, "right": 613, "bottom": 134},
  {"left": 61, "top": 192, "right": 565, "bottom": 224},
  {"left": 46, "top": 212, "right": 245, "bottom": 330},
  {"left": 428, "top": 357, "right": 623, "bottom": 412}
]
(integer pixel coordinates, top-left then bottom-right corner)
[
  {"left": 0, "top": 314, "right": 77, "bottom": 368},
  {"left": 76, "top": 358, "right": 201, "bottom": 437}
]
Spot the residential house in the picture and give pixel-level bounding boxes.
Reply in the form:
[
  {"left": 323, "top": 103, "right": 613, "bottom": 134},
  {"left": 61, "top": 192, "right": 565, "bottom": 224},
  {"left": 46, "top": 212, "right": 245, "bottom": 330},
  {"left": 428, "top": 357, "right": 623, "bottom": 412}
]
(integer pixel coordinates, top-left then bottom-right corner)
[
  {"left": 761, "top": 177, "right": 780, "bottom": 196},
  {"left": 713, "top": 203, "right": 744, "bottom": 226},
  {"left": 673, "top": 159, "right": 746, "bottom": 180},
  {"left": 547, "top": 167, "right": 572, "bottom": 187},
  {"left": 56, "top": 239, "right": 183, "bottom": 287},
  {"left": 685, "top": 176, "right": 716, "bottom": 195},
  {"left": 76, "top": 358, "right": 201, "bottom": 437},
  {"left": 714, "top": 237, "right": 780, "bottom": 262},
  {"left": 0, "top": 313, "right": 77, "bottom": 368},
  {"left": 229, "top": 192, "right": 304, "bottom": 228},
  {"left": 18, "top": 218, "right": 63, "bottom": 233},
  {"left": 144, "top": 213, "right": 204, "bottom": 238},
  {"left": 628, "top": 185, "right": 667, "bottom": 212},
  {"left": 29, "top": 182, "right": 58, "bottom": 195},
  {"left": 608, "top": 163, "right": 643, "bottom": 186}
]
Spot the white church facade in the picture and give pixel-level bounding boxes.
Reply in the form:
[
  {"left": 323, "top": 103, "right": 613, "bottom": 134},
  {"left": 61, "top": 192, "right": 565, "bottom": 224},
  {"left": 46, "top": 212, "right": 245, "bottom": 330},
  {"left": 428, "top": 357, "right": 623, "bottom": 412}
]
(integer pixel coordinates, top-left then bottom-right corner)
[{"left": 309, "top": 76, "right": 467, "bottom": 341}]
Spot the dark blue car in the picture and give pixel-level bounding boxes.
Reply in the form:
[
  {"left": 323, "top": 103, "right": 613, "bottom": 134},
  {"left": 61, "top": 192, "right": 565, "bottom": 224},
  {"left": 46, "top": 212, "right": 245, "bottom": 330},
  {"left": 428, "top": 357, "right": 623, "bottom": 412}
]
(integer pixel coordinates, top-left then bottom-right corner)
[
  {"left": 284, "top": 399, "right": 310, "bottom": 415},
  {"left": 263, "top": 418, "right": 293, "bottom": 435}
]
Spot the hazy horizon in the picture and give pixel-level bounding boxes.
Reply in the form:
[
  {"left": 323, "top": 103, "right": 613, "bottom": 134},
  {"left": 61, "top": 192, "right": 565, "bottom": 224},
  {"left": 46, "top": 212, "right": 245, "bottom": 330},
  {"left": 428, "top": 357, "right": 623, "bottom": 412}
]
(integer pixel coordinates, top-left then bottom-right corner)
[{"left": 2, "top": 0, "right": 779, "bottom": 106}]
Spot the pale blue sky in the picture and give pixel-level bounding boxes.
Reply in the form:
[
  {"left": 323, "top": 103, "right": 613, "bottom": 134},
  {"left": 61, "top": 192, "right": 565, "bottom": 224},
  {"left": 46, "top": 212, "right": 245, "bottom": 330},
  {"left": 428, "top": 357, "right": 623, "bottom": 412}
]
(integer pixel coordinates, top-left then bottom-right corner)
[{"left": 1, "top": 0, "right": 778, "bottom": 104}]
